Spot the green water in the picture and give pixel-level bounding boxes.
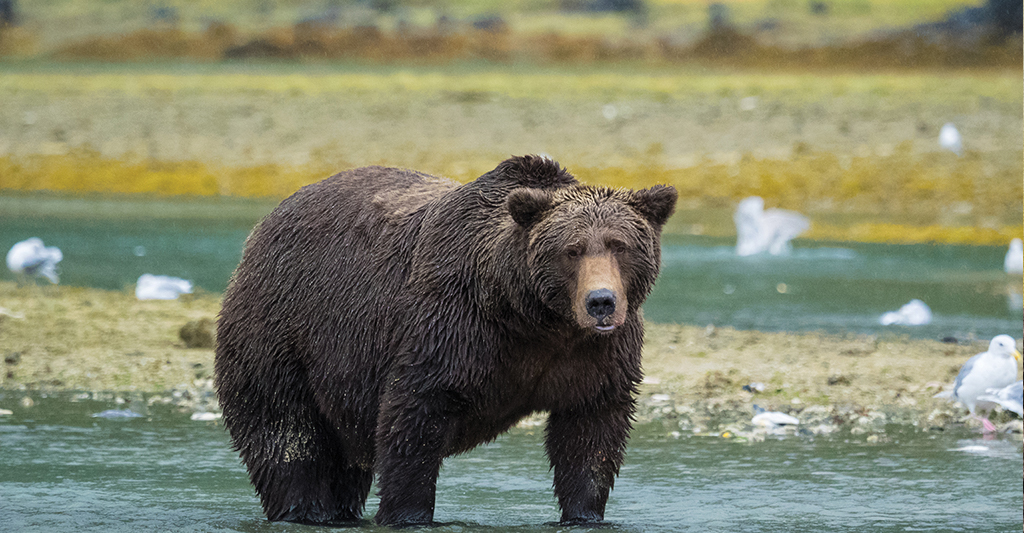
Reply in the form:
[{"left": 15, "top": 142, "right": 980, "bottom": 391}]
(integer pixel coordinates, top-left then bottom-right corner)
[
  {"left": 0, "top": 392, "right": 1021, "bottom": 532},
  {"left": 2, "top": 193, "right": 1020, "bottom": 339}
]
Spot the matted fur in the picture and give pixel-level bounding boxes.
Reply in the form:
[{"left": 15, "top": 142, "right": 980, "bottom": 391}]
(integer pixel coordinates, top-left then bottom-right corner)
[{"left": 215, "top": 155, "right": 677, "bottom": 527}]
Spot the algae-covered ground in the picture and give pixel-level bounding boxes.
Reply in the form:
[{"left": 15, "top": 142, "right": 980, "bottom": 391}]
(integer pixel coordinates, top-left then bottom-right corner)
[
  {"left": 0, "top": 65, "right": 1020, "bottom": 245},
  {"left": 2, "top": 281, "right": 1020, "bottom": 435}
]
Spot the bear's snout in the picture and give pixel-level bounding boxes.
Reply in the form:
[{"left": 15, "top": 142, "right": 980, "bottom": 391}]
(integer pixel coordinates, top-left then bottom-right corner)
[
  {"left": 585, "top": 289, "right": 616, "bottom": 322},
  {"left": 574, "top": 253, "right": 627, "bottom": 333}
]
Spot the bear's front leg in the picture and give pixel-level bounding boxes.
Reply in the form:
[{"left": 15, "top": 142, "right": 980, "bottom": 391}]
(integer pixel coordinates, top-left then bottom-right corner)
[
  {"left": 373, "top": 391, "right": 453, "bottom": 527},
  {"left": 545, "top": 400, "right": 633, "bottom": 525}
]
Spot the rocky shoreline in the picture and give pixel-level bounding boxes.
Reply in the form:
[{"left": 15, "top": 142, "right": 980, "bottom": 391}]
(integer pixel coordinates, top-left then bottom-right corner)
[{"left": 1, "top": 282, "right": 1021, "bottom": 437}]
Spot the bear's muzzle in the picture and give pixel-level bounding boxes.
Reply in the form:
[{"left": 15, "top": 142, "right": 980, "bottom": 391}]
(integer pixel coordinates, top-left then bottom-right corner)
[{"left": 575, "top": 254, "right": 627, "bottom": 333}]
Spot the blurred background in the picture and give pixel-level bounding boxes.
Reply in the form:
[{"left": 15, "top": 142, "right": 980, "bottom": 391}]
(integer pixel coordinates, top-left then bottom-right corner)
[{"left": 0, "top": 0, "right": 1021, "bottom": 338}]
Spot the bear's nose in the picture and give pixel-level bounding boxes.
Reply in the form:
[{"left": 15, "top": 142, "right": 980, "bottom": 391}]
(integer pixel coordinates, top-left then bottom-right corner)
[{"left": 585, "top": 289, "right": 616, "bottom": 321}]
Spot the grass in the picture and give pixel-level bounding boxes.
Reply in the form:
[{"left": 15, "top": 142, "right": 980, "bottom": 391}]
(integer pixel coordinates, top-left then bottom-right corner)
[
  {"left": 0, "top": 64, "right": 1020, "bottom": 244},
  {"left": 1, "top": 64, "right": 1019, "bottom": 100}
]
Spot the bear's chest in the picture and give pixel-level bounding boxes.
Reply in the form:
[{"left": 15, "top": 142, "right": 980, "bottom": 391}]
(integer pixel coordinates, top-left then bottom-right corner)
[{"left": 496, "top": 341, "right": 620, "bottom": 412}]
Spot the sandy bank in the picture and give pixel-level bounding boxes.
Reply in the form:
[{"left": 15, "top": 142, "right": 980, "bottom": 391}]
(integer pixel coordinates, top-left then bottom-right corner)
[{"left": 1, "top": 282, "right": 1020, "bottom": 434}]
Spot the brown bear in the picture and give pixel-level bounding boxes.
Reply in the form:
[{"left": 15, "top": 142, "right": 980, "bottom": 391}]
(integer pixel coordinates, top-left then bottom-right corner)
[{"left": 214, "top": 155, "right": 677, "bottom": 527}]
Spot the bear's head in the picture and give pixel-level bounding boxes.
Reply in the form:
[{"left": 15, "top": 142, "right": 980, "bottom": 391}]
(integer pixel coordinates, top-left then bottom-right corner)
[{"left": 507, "top": 183, "right": 677, "bottom": 335}]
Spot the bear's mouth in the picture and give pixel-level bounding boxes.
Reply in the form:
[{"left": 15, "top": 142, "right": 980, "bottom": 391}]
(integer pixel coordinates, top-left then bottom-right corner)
[{"left": 594, "top": 324, "right": 616, "bottom": 334}]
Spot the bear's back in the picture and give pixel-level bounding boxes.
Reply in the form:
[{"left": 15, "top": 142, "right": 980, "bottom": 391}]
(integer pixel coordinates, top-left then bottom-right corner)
[{"left": 280, "top": 166, "right": 456, "bottom": 225}]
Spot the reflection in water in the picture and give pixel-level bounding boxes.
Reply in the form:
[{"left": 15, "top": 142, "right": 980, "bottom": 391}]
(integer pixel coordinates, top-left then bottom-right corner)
[{"left": 0, "top": 394, "right": 1021, "bottom": 533}]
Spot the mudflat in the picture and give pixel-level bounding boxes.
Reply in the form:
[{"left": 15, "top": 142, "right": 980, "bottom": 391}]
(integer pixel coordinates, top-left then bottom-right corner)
[{"left": 2, "top": 281, "right": 1019, "bottom": 434}]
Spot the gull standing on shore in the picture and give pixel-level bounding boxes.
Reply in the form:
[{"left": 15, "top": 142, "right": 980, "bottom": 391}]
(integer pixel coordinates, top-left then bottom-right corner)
[{"left": 934, "top": 335, "right": 1022, "bottom": 432}]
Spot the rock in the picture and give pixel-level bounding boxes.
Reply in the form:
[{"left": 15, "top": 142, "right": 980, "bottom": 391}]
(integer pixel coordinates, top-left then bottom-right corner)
[
  {"left": 179, "top": 318, "right": 215, "bottom": 349},
  {"left": 838, "top": 336, "right": 878, "bottom": 356},
  {"left": 742, "top": 382, "right": 766, "bottom": 392},
  {"left": 999, "top": 420, "right": 1023, "bottom": 433},
  {"left": 827, "top": 374, "right": 852, "bottom": 386}
]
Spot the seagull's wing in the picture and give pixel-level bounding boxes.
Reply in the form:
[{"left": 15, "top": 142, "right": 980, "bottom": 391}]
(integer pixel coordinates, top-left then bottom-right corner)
[
  {"left": 977, "top": 381, "right": 1024, "bottom": 416},
  {"left": 951, "top": 353, "right": 981, "bottom": 399},
  {"left": 762, "top": 209, "right": 810, "bottom": 255}
]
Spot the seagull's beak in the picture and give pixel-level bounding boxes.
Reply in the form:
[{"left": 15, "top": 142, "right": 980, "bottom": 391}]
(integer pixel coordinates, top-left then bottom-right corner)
[{"left": 1014, "top": 349, "right": 1023, "bottom": 362}]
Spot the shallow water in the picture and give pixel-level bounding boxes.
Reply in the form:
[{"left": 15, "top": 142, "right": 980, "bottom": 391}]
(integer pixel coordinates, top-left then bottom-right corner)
[
  {"left": 646, "top": 236, "right": 1022, "bottom": 339},
  {"left": 0, "top": 393, "right": 1021, "bottom": 532},
  {"left": 1, "top": 194, "right": 1021, "bottom": 339}
]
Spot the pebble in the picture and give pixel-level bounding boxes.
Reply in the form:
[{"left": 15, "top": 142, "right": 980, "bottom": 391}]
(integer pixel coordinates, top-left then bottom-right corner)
[{"left": 742, "top": 382, "right": 766, "bottom": 392}]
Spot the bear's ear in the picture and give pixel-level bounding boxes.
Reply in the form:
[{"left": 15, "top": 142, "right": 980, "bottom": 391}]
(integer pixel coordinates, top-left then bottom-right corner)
[
  {"left": 507, "top": 188, "right": 553, "bottom": 228},
  {"left": 629, "top": 185, "right": 678, "bottom": 229}
]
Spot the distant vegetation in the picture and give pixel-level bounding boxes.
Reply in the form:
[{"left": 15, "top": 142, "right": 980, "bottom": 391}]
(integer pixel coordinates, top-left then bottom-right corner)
[
  {"left": 0, "top": 0, "right": 1020, "bottom": 69},
  {"left": 0, "top": 1, "right": 1020, "bottom": 245}
]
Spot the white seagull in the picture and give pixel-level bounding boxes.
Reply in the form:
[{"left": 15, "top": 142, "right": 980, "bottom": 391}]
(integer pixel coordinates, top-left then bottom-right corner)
[
  {"left": 934, "top": 335, "right": 1022, "bottom": 432},
  {"left": 752, "top": 411, "right": 800, "bottom": 428},
  {"left": 938, "top": 122, "right": 962, "bottom": 155},
  {"left": 1004, "top": 238, "right": 1023, "bottom": 275},
  {"left": 751, "top": 405, "right": 800, "bottom": 432},
  {"left": 975, "top": 380, "right": 1023, "bottom": 417},
  {"left": 879, "top": 299, "right": 932, "bottom": 326},
  {"left": 6, "top": 237, "right": 63, "bottom": 284},
  {"left": 734, "top": 196, "right": 810, "bottom": 257},
  {"left": 135, "top": 274, "right": 193, "bottom": 300}
]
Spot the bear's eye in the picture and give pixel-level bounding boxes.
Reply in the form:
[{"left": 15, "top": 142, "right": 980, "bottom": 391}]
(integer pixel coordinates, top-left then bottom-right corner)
[
  {"left": 566, "top": 248, "right": 581, "bottom": 259},
  {"left": 609, "top": 240, "right": 627, "bottom": 255}
]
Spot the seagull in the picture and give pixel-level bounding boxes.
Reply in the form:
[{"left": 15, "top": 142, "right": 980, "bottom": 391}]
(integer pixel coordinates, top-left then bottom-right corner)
[
  {"left": 135, "top": 274, "right": 193, "bottom": 300},
  {"left": 751, "top": 405, "right": 800, "bottom": 431},
  {"left": 879, "top": 299, "right": 932, "bottom": 326},
  {"left": 934, "top": 335, "right": 1022, "bottom": 432},
  {"left": 6, "top": 237, "right": 63, "bottom": 284},
  {"left": 752, "top": 411, "right": 799, "bottom": 428},
  {"left": 975, "top": 380, "right": 1023, "bottom": 417},
  {"left": 1004, "top": 239, "right": 1023, "bottom": 275},
  {"left": 734, "top": 196, "right": 810, "bottom": 256},
  {"left": 938, "top": 122, "right": 962, "bottom": 155}
]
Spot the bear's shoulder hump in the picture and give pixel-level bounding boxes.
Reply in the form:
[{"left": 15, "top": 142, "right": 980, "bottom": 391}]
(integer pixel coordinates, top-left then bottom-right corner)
[{"left": 490, "top": 155, "right": 578, "bottom": 189}]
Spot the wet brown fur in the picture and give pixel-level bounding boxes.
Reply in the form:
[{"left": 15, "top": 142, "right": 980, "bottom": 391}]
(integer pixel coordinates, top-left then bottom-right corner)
[{"left": 215, "top": 155, "right": 677, "bottom": 527}]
